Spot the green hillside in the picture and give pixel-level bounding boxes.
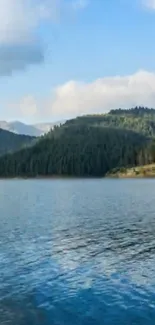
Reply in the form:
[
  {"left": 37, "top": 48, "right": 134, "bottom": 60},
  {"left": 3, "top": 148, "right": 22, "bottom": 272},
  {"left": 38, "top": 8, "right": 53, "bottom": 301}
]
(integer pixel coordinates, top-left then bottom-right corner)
[
  {"left": 0, "top": 128, "right": 35, "bottom": 156},
  {"left": 0, "top": 107, "right": 155, "bottom": 178},
  {"left": 0, "top": 123, "right": 154, "bottom": 177},
  {"left": 66, "top": 107, "right": 155, "bottom": 137}
]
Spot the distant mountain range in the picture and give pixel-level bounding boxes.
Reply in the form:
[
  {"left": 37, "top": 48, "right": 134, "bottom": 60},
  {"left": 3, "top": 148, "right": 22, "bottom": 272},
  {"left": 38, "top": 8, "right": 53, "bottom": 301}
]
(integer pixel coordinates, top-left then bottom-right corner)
[{"left": 0, "top": 120, "right": 64, "bottom": 136}]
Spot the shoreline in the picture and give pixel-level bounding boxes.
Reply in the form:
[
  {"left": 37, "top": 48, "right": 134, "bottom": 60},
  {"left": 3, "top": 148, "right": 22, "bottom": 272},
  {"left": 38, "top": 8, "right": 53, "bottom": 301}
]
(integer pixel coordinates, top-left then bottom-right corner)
[
  {"left": 106, "top": 174, "right": 155, "bottom": 179},
  {"left": 0, "top": 175, "right": 103, "bottom": 180},
  {"left": 106, "top": 164, "right": 155, "bottom": 179},
  {"left": 0, "top": 165, "right": 155, "bottom": 180},
  {"left": 0, "top": 175, "right": 155, "bottom": 180}
]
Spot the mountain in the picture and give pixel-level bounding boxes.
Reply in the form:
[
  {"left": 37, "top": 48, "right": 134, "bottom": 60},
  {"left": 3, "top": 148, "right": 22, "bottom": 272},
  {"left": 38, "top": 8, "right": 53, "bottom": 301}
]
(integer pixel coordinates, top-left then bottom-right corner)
[
  {"left": 0, "top": 128, "right": 35, "bottom": 156},
  {"left": 0, "top": 121, "right": 64, "bottom": 136},
  {"left": 1, "top": 107, "right": 155, "bottom": 178},
  {"left": 0, "top": 118, "right": 154, "bottom": 177},
  {"left": 1, "top": 106, "right": 155, "bottom": 137},
  {"left": 65, "top": 106, "right": 155, "bottom": 138},
  {"left": 34, "top": 121, "right": 64, "bottom": 134}
]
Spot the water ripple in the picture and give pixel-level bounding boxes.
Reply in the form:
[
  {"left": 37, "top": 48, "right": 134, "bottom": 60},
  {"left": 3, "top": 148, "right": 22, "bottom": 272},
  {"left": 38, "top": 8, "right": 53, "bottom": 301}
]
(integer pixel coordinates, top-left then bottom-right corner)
[{"left": 0, "top": 179, "right": 155, "bottom": 324}]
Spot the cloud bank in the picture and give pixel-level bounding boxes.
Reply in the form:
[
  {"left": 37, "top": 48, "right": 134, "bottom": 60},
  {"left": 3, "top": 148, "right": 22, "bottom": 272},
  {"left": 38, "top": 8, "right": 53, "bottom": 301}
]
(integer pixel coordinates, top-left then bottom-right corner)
[
  {"left": 0, "top": 0, "right": 87, "bottom": 75},
  {"left": 14, "top": 70, "right": 155, "bottom": 121}
]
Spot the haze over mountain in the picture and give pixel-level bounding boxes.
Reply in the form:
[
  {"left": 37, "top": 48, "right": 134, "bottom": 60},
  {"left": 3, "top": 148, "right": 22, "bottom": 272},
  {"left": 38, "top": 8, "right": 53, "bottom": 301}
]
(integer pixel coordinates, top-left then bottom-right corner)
[
  {"left": 0, "top": 128, "right": 35, "bottom": 156},
  {"left": 0, "top": 121, "right": 64, "bottom": 137}
]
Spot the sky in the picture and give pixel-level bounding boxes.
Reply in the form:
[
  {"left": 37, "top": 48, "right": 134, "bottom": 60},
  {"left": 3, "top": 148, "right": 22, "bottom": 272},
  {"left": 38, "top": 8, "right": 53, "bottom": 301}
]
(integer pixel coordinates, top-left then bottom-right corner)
[{"left": 1, "top": 0, "right": 155, "bottom": 123}]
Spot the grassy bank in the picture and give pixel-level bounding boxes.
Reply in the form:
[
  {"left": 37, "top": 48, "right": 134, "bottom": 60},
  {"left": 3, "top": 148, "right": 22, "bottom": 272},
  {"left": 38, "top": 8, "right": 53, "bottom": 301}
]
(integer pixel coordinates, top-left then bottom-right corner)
[{"left": 106, "top": 164, "right": 155, "bottom": 178}]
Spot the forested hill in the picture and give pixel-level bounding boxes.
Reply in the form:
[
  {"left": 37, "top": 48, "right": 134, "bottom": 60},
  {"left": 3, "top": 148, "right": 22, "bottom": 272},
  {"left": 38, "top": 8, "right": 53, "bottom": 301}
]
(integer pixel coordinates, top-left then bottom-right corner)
[
  {"left": 0, "top": 128, "right": 35, "bottom": 156},
  {"left": 66, "top": 107, "right": 155, "bottom": 138},
  {"left": 0, "top": 123, "right": 155, "bottom": 177},
  {"left": 1, "top": 107, "right": 155, "bottom": 177}
]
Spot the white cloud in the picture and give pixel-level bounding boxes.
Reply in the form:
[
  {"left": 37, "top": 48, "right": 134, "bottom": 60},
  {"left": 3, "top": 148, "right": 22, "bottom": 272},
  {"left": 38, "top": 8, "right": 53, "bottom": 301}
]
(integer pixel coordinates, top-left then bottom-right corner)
[
  {"left": 0, "top": 0, "right": 87, "bottom": 75},
  {"left": 11, "top": 70, "right": 155, "bottom": 121},
  {"left": 142, "top": 0, "right": 155, "bottom": 9}
]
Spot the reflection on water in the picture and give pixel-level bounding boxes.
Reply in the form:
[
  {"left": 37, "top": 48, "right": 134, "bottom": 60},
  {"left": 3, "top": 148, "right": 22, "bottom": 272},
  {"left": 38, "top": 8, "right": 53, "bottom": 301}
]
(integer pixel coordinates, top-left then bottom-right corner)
[{"left": 0, "top": 179, "right": 155, "bottom": 324}]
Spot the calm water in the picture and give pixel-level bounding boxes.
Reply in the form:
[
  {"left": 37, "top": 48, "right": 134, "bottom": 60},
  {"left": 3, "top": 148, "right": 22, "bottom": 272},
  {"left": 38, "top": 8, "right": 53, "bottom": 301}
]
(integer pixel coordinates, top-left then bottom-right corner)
[{"left": 0, "top": 179, "right": 155, "bottom": 324}]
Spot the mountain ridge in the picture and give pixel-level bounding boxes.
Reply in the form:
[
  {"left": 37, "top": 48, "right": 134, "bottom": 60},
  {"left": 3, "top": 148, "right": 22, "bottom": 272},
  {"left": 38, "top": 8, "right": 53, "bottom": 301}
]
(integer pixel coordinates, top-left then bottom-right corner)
[
  {"left": 0, "top": 128, "right": 35, "bottom": 156},
  {"left": 0, "top": 120, "right": 64, "bottom": 136},
  {"left": 0, "top": 107, "right": 155, "bottom": 178},
  {"left": 0, "top": 106, "right": 155, "bottom": 177}
]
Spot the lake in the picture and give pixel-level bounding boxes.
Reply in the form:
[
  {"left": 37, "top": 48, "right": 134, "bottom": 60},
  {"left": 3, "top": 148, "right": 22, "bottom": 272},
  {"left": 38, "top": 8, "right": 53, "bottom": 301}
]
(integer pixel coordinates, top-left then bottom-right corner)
[{"left": 0, "top": 179, "right": 155, "bottom": 324}]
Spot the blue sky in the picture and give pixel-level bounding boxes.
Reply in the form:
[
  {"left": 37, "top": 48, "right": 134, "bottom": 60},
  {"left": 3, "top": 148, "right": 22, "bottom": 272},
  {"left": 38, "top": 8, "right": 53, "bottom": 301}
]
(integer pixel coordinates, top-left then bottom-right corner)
[{"left": 1, "top": 0, "right": 155, "bottom": 123}]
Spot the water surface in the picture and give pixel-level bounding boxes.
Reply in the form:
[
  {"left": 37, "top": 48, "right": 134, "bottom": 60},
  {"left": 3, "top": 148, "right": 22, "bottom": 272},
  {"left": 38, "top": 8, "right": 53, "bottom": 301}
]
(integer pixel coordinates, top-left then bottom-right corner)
[{"left": 0, "top": 179, "right": 155, "bottom": 324}]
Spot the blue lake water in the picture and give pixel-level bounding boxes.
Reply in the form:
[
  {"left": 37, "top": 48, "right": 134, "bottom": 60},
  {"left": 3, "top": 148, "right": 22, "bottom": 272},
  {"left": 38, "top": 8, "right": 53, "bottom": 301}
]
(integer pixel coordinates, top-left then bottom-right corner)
[{"left": 0, "top": 179, "right": 155, "bottom": 324}]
